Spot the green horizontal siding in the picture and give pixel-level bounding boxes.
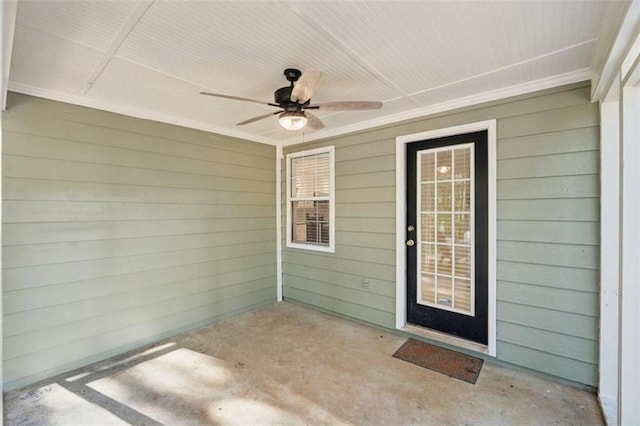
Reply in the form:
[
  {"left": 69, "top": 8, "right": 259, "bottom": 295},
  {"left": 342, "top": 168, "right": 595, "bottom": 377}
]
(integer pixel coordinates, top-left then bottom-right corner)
[
  {"left": 1, "top": 82, "right": 600, "bottom": 390},
  {"left": 4, "top": 155, "right": 275, "bottom": 192},
  {"left": 498, "top": 301, "right": 598, "bottom": 340},
  {"left": 498, "top": 341, "right": 597, "bottom": 385},
  {"left": 2, "top": 93, "right": 276, "bottom": 390},
  {"left": 283, "top": 82, "right": 600, "bottom": 386},
  {"left": 498, "top": 198, "right": 599, "bottom": 221},
  {"left": 497, "top": 260, "right": 598, "bottom": 292},
  {"left": 283, "top": 286, "right": 395, "bottom": 328},
  {"left": 497, "top": 220, "right": 599, "bottom": 245},
  {"left": 6, "top": 289, "right": 272, "bottom": 389}
]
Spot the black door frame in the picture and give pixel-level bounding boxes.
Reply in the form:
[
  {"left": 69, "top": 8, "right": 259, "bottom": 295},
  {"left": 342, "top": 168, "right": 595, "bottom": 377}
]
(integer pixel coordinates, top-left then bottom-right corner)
[{"left": 395, "top": 121, "right": 497, "bottom": 356}]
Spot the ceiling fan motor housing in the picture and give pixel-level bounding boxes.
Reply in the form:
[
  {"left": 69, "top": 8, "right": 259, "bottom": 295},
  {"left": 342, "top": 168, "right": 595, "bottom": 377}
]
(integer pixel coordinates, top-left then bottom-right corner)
[
  {"left": 274, "top": 86, "right": 293, "bottom": 105},
  {"left": 275, "top": 68, "right": 311, "bottom": 106},
  {"left": 274, "top": 86, "right": 312, "bottom": 108}
]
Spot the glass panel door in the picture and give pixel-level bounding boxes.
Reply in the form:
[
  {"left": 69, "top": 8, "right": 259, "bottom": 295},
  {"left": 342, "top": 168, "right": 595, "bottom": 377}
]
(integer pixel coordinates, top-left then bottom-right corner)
[{"left": 417, "top": 144, "right": 474, "bottom": 316}]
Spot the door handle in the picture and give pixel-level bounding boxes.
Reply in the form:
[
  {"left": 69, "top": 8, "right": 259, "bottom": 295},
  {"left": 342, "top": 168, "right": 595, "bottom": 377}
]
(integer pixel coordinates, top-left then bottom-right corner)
[{"left": 406, "top": 239, "right": 415, "bottom": 247}]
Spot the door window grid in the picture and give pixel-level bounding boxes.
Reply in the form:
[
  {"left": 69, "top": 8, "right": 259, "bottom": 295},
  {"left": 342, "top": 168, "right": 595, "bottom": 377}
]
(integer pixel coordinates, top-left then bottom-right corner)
[{"left": 417, "top": 143, "right": 475, "bottom": 316}]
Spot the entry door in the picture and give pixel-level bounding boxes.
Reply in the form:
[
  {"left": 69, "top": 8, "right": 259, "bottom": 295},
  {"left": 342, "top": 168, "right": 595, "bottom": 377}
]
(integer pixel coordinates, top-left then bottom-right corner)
[{"left": 406, "top": 131, "right": 488, "bottom": 345}]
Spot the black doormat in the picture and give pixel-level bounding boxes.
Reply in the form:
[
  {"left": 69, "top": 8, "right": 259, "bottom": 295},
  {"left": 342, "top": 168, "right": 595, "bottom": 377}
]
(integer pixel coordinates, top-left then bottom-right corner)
[{"left": 392, "top": 338, "right": 483, "bottom": 384}]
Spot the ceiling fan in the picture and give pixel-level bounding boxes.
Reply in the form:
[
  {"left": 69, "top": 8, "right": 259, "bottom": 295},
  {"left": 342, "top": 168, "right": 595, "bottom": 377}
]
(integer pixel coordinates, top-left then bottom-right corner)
[{"left": 200, "top": 68, "right": 383, "bottom": 131}]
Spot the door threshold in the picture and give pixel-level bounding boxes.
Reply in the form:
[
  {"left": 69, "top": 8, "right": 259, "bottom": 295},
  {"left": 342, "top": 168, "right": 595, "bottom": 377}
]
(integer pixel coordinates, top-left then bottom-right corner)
[{"left": 402, "top": 323, "right": 490, "bottom": 356}]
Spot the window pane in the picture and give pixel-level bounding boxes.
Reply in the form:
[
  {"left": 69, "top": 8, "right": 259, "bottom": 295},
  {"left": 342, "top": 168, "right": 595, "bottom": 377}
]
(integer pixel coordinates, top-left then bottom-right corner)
[
  {"left": 437, "top": 182, "right": 452, "bottom": 211},
  {"left": 421, "top": 183, "right": 435, "bottom": 212},
  {"left": 454, "top": 278, "right": 472, "bottom": 312},
  {"left": 291, "top": 200, "right": 330, "bottom": 245},
  {"left": 454, "top": 148, "right": 471, "bottom": 179},
  {"left": 291, "top": 153, "right": 330, "bottom": 198},
  {"left": 437, "top": 214, "right": 452, "bottom": 243},
  {"left": 454, "top": 213, "right": 471, "bottom": 244},
  {"left": 454, "top": 245, "right": 471, "bottom": 279},
  {"left": 437, "top": 244, "right": 453, "bottom": 275},
  {"left": 421, "top": 152, "right": 435, "bottom": 182},
  {"left": 421, "top": 243, "right": 436, "bottom": 273},
  {"left": 454, "top": 181, "right": 471, "bottom": 212},
  {"left": 421, "top": 274, "right": 436, "bottom": 304},
  {"left": 436, "top": 151, "right": 452, "bottom": 180},
  {"left": 436, "top": 275, "right": 453, "bottom": 307},
  {"left": 421, "top": 213, "right": 436, "bottom": 242}
]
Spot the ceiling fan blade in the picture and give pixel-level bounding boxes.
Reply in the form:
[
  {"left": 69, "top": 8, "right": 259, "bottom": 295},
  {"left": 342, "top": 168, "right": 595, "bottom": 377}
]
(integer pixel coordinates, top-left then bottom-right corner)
[
  {"left": 305, "top": 112, "right": 325, "bottom": 130},
  {"left": 291, "top": 70, "right": 326, "bottom": 103},
  {"left": 236, "top": 111, "right": 280, "bottom": 126},
  {"left": 200, "top": 92, "right": 277, "bottom": 107},
  {"left": 309, "top": 101, "right": 383, "bottom": 111}
]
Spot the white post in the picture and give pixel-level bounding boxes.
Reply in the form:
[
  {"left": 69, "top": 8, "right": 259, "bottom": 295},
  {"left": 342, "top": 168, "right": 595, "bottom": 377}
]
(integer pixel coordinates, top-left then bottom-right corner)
[
  {"left": 618, "top": 82, "right": 640, "bottom": 426},
  {"left": 598, "top": 99, "right": 620, "bottom": 425},
  {"left": 0, "top": 0, "right": 7, "bottom": 413},
  {"left": 276, "top": 143, "right": 283, "bottom": 301}
]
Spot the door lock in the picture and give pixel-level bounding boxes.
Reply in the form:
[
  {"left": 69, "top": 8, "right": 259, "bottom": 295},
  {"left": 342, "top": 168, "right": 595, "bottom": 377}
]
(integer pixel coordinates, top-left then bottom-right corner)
[
  {"left": 407, "top": 225, "right": 415, "bottom": 232},
  {"left": 406, "top": 239, "right": 415, "bottom": 247}
]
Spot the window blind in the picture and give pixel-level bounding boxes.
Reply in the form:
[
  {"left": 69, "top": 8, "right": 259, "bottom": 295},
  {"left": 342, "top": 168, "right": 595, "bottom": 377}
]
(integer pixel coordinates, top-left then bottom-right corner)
[{"left": 289, "top": 150, "right": 332, "bottom": 247}]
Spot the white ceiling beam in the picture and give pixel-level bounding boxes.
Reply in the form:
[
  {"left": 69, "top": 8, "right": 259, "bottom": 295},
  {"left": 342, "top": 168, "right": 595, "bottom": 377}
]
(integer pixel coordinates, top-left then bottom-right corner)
[
  {"left": 83, "top": 0, "right": 154, "bottom": 94},
  {"left": 622, "top": 49, "right": 640, "bottom": 87},
  {"left": 288, "top": 4, "right": 420, "bottom": 108},
  {"left": 408, "top": 39, "right": 596, "bottom": 98},
  {"left": 2, "top": 0, "right": 18, "bottom": 110},
  {"left": 591, "top": 0, "right": 640, "bottom": 102}
]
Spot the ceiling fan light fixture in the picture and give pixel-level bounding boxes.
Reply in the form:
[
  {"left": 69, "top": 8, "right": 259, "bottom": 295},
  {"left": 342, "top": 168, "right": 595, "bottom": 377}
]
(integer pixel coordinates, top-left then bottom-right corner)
[{"left": 279, "top": 110, "right": 307, "bottom": 130}]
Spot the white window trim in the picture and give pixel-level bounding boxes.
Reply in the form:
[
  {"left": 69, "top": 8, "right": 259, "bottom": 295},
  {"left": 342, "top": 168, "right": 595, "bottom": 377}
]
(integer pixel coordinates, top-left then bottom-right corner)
[
  {"left": 395, "top": 120, "right": 497, "bottom": 357},
  {"left": 286, "top": 145, "right": 335, "bottom": 253}
]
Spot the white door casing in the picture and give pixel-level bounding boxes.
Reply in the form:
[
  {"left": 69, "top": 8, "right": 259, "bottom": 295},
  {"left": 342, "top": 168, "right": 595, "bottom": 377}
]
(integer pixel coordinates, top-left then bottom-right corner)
[{"left": 395, "top": 120, "right": 497, "bottom": 356}]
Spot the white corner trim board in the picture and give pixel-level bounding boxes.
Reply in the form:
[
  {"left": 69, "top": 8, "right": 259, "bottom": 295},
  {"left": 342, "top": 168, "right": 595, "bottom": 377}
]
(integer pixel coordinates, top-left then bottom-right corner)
[
  {"left": 395, "top": 120, "right": 497, "bottom": 357},
  {"left": 2, "top": 0, "right": 18, "bottom": 110},
  {"left": 276, "top": 143, "right": 283, "bottom": 302},
  {"left": 598, "top": 100, "right": 620, "bottom": 426},
  {"left": 619, "top": 82, "right": 640, "bottom": 426}
]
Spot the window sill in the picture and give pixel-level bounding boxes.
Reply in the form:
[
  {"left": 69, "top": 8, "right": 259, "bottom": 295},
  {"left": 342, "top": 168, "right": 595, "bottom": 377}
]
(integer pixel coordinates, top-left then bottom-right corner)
[{"left": 286, "top": 242, "right": 335, "bottom": 253}]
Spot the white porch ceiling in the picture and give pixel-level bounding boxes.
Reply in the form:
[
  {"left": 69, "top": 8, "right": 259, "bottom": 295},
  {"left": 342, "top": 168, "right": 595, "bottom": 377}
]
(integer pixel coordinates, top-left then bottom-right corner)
[{"left": 6, "top": 0, "right": 630, "bottom": 145}]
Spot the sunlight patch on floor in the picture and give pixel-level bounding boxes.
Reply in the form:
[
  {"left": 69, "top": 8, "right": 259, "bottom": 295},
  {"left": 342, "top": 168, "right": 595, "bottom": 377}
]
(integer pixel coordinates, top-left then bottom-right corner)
[
  {"left": 208, "top": 398, "right": 307, "bottom": 425},
  {"left": 5, "top": 383, "right": 127, "bottom": 425},
  {"left": 86, "top": 348, "right": 233, "bottom": 423},
  {"left": 85, "top": 346, "right": 351, "bottom": 425},
  {"left": 66, "top": 342, "right": 178, "bottom": 383}
]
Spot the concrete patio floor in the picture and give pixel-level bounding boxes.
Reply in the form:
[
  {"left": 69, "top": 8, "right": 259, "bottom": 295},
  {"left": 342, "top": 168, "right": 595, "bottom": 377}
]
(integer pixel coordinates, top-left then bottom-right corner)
[{"left": 4, "top": 301, "right": 603, "bottom": 425}]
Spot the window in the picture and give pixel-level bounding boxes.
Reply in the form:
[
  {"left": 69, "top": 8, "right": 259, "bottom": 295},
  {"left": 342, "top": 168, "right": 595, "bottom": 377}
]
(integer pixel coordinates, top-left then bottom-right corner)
[{"left": 286, "top": 146, "right": 335, "bottom": 252}]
